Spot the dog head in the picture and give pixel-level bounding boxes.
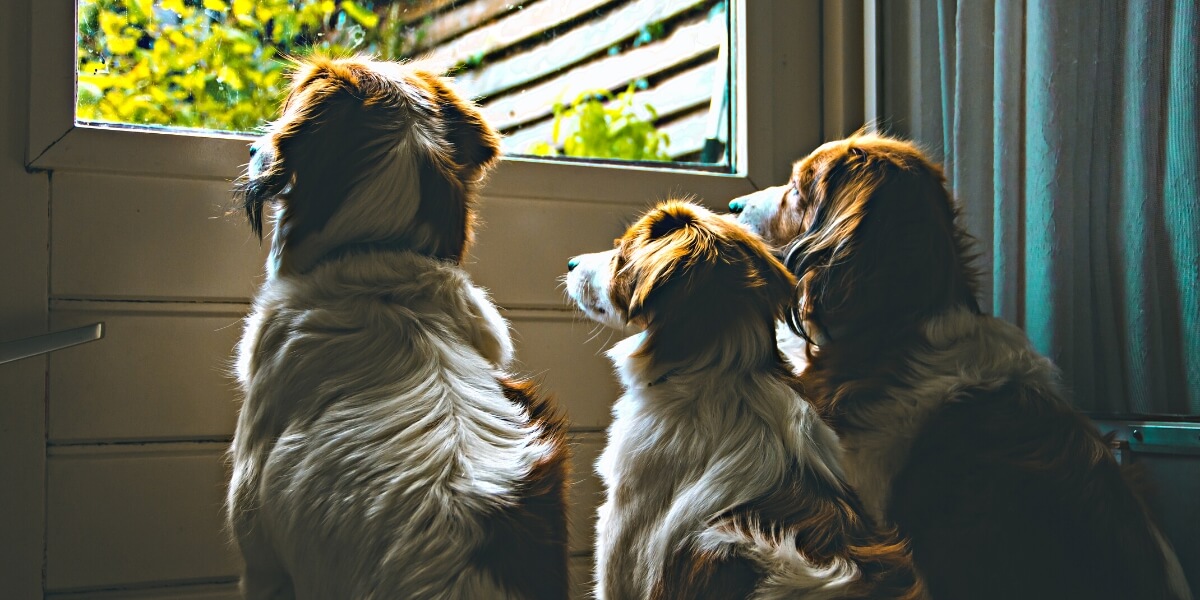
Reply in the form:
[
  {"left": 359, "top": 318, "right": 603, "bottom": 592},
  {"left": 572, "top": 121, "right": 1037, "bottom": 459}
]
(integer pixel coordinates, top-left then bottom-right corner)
[
  {"left": 237, "top": 55, "right": 500, "bottom": 276},
  {"left": 730, "top": 133, "right": 979, "bottom": 346},
  {"left": 566, "top": 200, "right": 796, "bottom": 372}
]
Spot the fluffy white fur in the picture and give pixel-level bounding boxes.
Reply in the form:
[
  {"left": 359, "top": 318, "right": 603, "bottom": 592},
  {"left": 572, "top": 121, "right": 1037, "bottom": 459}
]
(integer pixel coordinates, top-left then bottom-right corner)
[
  {"left": 232, "top": 251, "right": 551, "bottom": 599},
  {"left": 598, "top": 335, "right": 860, "bottom": 600},
  {"left": 227, "top": 57, "right": 564, "bottom": 599},
  {"left": 828, "top": 307, "right": 1058, "bottom": 521},
  {"left": 567, "top": 244, "right": 885, "bottom": 600}
]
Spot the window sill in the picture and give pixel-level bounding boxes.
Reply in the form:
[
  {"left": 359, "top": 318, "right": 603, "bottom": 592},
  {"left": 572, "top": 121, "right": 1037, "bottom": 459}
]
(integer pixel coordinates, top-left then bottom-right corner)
[{"left": 26, "top": 123, "right": 760, "bottom": 203}]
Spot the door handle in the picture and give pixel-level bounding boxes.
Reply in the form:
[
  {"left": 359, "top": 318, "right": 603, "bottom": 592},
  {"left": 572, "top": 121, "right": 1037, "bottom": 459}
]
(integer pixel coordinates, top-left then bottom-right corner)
[{"left": 0, "top": 323, "right": 105, "bottom": 365}]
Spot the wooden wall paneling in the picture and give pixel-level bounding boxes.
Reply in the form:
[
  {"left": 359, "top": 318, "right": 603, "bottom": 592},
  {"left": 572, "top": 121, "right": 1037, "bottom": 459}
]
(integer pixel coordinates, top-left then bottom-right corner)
[
  {"left": 45, "top": 444, "right": 237, "bottom": 592},
  {"left": 570, "top": 554, "right": 597, "bottom": 600},
  {"left": 486, "top": 17, "right": 725, "bottom": 132},
  {"left": 48, "top": 303, "right": 245, "bottom": 443},
  {"left": 46, "top": 582, "right": 241, "bottom": 600},
  {"left": 567, "top": 432, "right": 606, "bottom": 555},
  {"left": 467, "top": 195, "right": 639, "bottom": 308},
  {"left": 450, "top": 0, "right": 707, "bottom": 98},
  {"left": 51, "top": 172, "right": 266, "bottom": 302},
  {"left": 507, "top": 312, "right": 622, "bottom": 430}
]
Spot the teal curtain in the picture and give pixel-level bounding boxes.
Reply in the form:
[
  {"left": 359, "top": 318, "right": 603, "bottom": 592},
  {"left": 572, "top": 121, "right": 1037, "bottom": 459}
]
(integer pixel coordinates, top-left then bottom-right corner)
[{"left": 875, "top": 0, "right": 1199, "bottom": 415}]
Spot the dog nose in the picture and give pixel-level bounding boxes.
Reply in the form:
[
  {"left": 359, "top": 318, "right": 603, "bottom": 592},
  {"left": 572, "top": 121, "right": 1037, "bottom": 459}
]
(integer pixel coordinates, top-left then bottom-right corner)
[
  {"left": 249, "top": 143, "right": 259, "bottom": 158},
  {"left": 728, "top": 199, "right": 746, "bottom": 213},
  {"left": 567, "top": 257, "right": 580, "bottom": 271}
]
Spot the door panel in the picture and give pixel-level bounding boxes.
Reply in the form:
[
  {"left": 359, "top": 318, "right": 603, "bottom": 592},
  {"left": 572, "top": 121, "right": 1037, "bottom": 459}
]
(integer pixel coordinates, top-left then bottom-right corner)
[
  {"left": 45, "top": 444, "right": 237, "bottom": 591},
  {"left": 48, "top": 307, "right": 243, "bottom": 443}
]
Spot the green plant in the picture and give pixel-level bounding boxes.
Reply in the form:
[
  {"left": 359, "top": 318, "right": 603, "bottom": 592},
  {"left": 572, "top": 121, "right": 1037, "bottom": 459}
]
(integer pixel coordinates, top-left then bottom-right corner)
[
  {"left": 528, "top": 85, "right": 671, "bottom": 162},
  {"left": 76, "top": 0, "right": 422, "bottom": 132}
]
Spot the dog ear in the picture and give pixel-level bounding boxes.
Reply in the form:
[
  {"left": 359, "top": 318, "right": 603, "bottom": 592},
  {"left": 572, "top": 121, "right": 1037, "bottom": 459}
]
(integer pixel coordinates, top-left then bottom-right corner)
[
  {"left": 236, "top": 155, "right": 290, "bottom": 241},
  {"left": 234, "top": 59, "right": 355, "bottom": 242},
  {"left": 421, "top": 73, "right": 501, "bottom": 179},
  {"left": 624, "top": 203, "right": 710, "bottom": 322},
  {"left": 406, "top": 72, "right": 501, "bottom": 263},
  {"left": 786, "top": 147, "right": 977, "bottom": 343},
  {"left": 263, "top": 59, "right": 383, "bottom": 247},
  {"left": 743, "top": 234, "right": 798, "bottom": 322},
  {"left": 624, "top": 201, "right": 796, "bottom": 368}
]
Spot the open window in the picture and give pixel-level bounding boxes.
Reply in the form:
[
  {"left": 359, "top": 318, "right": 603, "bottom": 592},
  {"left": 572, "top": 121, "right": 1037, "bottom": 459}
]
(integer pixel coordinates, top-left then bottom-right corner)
[
  {"left": 75, "top": 0, "right": 733, "bottom": 169},
  {"left": 30, "top": 0, "right": 827, "bottom": 205}
]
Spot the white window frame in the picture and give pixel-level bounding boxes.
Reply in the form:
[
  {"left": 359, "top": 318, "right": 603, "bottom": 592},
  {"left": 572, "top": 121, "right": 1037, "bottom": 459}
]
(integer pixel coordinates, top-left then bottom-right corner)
[{"left": 28, "top": 0, "right": 838, "bottom": 204}]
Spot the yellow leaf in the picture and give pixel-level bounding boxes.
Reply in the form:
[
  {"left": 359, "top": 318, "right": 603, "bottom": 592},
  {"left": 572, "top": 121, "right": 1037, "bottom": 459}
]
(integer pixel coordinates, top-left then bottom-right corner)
[
  {"left": 99, "top": 11, "right": 126, "bottom": 39},
  {"left": 340, "top": 1, "right": 378, "bottom": 28},
  {"left": 79, "top": 73, "right": 115, "bottom": 91},
  {"left": 106, "top": 35, "right": 137, "bottom": 55},
  {"left": 233, "top": 0, "right": 255, "bottom": 22},
  {"left": 203, "top": 0, "right": 229, "bottom": 11},
  {"left": 218, "top": 65, "right": 245, "bottom": 91},
  {"left": 79, "top": 61, "right": 109, "bottom": 75},
  {"left": 168, "top": 30, "right": 190, "bottom": 46},
  {"left": 131, "top": 60, "right": 151, "bottom": 81}
]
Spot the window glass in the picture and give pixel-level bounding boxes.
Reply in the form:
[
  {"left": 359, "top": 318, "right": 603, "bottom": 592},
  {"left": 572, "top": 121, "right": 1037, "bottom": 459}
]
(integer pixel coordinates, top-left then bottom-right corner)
[{"left": 76, "top": 0, "right": 733, "bottom": 168}]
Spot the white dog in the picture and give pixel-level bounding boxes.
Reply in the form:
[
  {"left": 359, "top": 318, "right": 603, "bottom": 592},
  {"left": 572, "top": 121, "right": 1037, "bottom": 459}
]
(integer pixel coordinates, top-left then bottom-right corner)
[
  {"left": 566, "top": 200, "right": 924, "bottom": 600},
  {"left": 228, "top": 56, "right": 569, "bottom": 599}
]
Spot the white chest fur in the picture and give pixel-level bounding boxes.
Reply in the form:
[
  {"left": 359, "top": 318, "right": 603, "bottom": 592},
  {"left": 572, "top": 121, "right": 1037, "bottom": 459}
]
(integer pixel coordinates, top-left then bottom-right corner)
[
  {"left": 593, "top": 334, "right": 848, "bottom": 599},
  {"left": 823, "top": 310, "right": 1062, "bottom": 523}
]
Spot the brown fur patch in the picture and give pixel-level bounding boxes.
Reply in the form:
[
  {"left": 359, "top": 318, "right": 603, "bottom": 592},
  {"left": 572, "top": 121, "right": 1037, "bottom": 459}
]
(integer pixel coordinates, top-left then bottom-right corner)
[
  {"left": 711, "top": 461, "right": 925, "bottom": 600},
  {"left": 782, "top": 134, "right": 980, "bottom": 348},
  {"left": 474, "top": 377, "right": 570, "bottom": 599},
  {"left": 609, "top": 200, "right": 796, "bottom": 367},
  {"left": 410, "top": 71, "right": 501, "bottom": 262},
  {"left": 651, "top": 546, "right": 759, "bottom": 600},
  {"left": 888, "top": 382, "right": 1174, "bottom": 600},
  {"left": 236, "top": 56, "right": 500, "bottom": 266}
]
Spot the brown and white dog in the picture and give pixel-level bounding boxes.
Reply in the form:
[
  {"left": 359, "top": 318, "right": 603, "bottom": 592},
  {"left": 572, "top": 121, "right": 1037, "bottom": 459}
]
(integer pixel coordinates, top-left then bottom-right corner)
[
  {"left": 566, "top": 200, "right": 924, "bottom": 600},
  {"left": 729, "top": 133, "right": 1192, "bottom": 600},
  {"left": 228, "top": 56, "right": 568, "bottom": 599}
]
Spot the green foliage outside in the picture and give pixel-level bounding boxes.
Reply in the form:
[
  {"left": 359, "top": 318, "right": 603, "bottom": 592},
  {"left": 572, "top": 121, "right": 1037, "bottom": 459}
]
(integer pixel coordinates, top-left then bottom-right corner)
[
  {"left": 528, "top": 85, "right": 671, "bottom": 162},
  {"left": 77, "top": 0, "right": 422, "bottom": 132},
  {"left": 77, "top": 0, "right": 675, "bottom": 161}
]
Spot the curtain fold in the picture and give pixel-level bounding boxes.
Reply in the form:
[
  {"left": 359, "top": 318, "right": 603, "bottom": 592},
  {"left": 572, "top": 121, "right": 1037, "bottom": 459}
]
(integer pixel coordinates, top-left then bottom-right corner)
[{"left": 875, "top": 0, "right": 1199, "bottom": 414}]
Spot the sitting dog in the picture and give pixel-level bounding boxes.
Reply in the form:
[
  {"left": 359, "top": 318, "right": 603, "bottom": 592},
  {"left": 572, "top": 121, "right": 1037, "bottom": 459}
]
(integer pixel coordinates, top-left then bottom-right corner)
[
  {"left": 228, "top": 56, "right": 568, "bottom": 599},
  {"left": 566, "top": 200, "right": 924, "bottom": 600},
  {"left": 729, "top": 133, "right": 1192, "bottom": 600}
]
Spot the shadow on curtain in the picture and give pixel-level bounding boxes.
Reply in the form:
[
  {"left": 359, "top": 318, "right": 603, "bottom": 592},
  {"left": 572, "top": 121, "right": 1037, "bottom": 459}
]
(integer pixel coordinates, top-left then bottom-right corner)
[{"left": 874, "top": 0, "right": 1198, "bottom": 415}]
